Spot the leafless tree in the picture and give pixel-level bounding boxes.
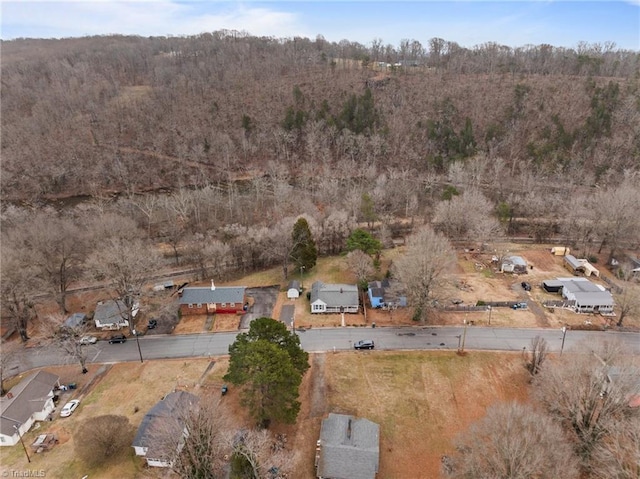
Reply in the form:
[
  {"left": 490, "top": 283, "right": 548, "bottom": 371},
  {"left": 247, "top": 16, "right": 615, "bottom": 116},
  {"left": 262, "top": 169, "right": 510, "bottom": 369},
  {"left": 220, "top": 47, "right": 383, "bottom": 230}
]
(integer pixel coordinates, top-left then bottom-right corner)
[
  {"left": 346, "top": 249, "right": 375, "bottom": 285},
  {"left": 433, "top": 189, "right": 502, "bottom": 244},
  {"left": 26, "top": 214, "right": 87, "bottom": 313},
  {"left": 613, "top": 266, "right": 640, "bottom": 327},
  {"left": 0, "top": 341, "right": 21, "bottom": 395},
  {"left": 392, "top": 225, "right": 456, "bottom": 323},
  {"left": 526, "top": 335, "right": 549, "bottom": 376},
  {"left": 589, "top": 413, "right": 640, "bottom": 479},
  {"left": 533, "top": 340, "right": 640, "bottom": 468},
  {"left": 446, "top": 401, "right": 579, "bottom": 479},
  {"left": 86, "top": 238, "right": 160, "bottom": 361},
  {"left": 0, "top": 245, "right": 39, "bottom": 342},
  {"left": 228, "top": 428, "right": 295, "bottom": 479},
  {"left": 75, "top": 415, "right": 135, "bottom": 467},
  {"left": 39, "top": 313, "right": 92, "bottom": 374}
]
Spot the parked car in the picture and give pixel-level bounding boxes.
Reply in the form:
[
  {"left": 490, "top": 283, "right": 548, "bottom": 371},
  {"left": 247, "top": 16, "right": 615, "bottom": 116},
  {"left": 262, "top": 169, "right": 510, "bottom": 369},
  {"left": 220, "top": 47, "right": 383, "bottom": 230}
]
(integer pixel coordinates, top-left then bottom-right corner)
[
  {"left": 59, "top": 399, "right": 80, "bottom": 417},
  {"left": 521, "top": 281, "right": 532, "bottom": 291},
  {"left": 354, "top": 339, "right": 375, "bottom": 350},
  {"left": 108, "top": 334, "right": 127, "bottom": 344},
  {"left": 147, "top": 319, "right": 158, "bottom": 329},
  {"left": 512, "top": 302, "right": 528, "bottom": 310},
  {"left": 78, "top": 335, "right": 97, "bottom": 345}
]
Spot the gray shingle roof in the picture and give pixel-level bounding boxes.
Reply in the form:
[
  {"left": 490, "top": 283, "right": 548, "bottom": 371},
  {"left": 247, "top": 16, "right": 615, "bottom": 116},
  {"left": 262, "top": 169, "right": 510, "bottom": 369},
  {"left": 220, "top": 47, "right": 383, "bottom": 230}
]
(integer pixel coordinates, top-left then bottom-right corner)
[
  {"left": 178, "top": 287, "right": 246, "bottom": 305},
  {"left": 564, "top": 255, "right": 583, "bottom": 269},
  {"left": 318, "top": 413, "right": 380, "bottom": 479},
  {"left": 94, "top": 300, "right": 131, "bottom": 324},
  {"left": 557, "top": 278, "right": 614, "bottom": 307},
  {"left": 0, "top": 371, "right": 59, "bottom": 436},
  {"left": 288, "top": 280, "right": 300, "bottom": 291},
  {"left": 310, "top": 282, "right": 359, "bottom": 308},
  {"left": 132, "top": 391, "right": 199, "bottom": 460},
  {"left": 63, "top": 313, "right": 87, "bottom": 329}
]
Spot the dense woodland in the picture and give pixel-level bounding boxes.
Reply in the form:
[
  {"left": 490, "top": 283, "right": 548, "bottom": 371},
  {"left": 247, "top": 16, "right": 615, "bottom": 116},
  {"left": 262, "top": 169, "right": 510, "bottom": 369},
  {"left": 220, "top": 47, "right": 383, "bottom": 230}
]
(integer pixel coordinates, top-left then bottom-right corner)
[{"left": 1, "top": 32, "right": 640, "bottom": 337}]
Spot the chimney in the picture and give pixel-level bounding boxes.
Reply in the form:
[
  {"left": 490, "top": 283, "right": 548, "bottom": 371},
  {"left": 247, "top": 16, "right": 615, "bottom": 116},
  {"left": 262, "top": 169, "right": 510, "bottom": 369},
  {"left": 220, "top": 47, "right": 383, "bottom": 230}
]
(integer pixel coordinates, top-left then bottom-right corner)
[{"left": 211, "top": 280, "right": 215, "bottom": 291}]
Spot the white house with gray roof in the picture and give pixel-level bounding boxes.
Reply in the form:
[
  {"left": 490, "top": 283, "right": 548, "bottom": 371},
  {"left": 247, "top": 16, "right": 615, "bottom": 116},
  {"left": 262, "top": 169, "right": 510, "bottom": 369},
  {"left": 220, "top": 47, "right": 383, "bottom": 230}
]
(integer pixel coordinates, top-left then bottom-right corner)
[
  {"left": 94, "top": 299, "right": 137, "bottom": 330},
  {"left": 0, "top": 371, "right": 60, "bottom": 446},
  {"left": 310, "top": 282, "right": 359, "bottom": 314},
  {"left": 557, "top": 277, "right": 614, "bottom": 313},
  {"left": 132, "top": 390, "right": 199, "bottom": 467},
  {"left": 316, "top": 413, "right": 380, "bottom": 479}
]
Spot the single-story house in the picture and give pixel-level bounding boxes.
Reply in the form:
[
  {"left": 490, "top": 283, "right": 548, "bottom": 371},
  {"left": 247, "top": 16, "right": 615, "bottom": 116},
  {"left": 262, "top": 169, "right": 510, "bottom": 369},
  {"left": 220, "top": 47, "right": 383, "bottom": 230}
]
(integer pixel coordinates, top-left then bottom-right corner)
[
  {"left": 501, "top": 256, "right": 528, "bottom": 274},
  {"left": 132, "top": 390, "right": 199, "bottom": 468},
  {"left": 63, "top": 312, "right": 87, "bottom": 329},
  {"left": 310, "top": 282, "right": 359, "bottom": 314},
  {"left": 287, "top": 280, "right": 301, "bottom": 299},
  {"left": 178, "top": 283, "right": 247, "bottom": 315},
  {"left": 367, "top": 280, "right": 407, "bottom": 308},
  {"left": 316, "top": 413, "right": 380, "bottom": 479},
  {"left": 556, "top": 277, "right": 614, "bottom": 314},
  {"left": 94, "top": 299, "right": 137, "bottom": 330},
  {"left": 0, "top": 371, "right": 60, "bottom": 447},
  {"left": 564, "top": 255, "right": 600, "bottom": 277}
]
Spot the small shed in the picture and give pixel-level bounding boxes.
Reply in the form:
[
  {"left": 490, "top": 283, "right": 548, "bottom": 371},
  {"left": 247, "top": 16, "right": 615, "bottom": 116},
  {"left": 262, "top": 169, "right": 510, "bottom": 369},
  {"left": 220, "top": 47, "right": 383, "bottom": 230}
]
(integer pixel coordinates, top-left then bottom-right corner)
[
  {"left": 287, "top": 280, "right": 301, "bottom": 299},
  {"left": 501, "top": 256, "right": 528, "bottom": 274}
]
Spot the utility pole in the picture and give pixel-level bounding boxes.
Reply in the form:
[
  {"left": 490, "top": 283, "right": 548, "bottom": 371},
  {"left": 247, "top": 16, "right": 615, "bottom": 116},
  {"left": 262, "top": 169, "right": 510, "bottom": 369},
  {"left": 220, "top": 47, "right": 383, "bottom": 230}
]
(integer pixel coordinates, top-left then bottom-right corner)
[
  {"left": 14, "top": 424, "right": 31, "bottom": 463},
  {"left": 458, "top": 320, "right": 468, "bottom": 353},
  {"left": 560, "top": 326, "right": 567, "bottom": 356}
]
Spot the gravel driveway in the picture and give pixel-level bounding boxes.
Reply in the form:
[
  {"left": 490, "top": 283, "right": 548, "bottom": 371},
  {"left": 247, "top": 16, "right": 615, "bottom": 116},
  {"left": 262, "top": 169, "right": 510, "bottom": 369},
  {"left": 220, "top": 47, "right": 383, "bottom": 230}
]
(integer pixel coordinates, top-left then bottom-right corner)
[{"left": 239, "top": 286, "right": 280, "bottom": 329}]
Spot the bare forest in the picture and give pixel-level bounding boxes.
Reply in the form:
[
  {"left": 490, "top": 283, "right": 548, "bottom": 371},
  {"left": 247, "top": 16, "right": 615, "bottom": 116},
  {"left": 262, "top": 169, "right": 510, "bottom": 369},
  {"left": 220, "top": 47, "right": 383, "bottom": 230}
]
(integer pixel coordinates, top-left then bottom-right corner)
[{"left": 1, "top": 33, "right": 640, "bottom": 335}]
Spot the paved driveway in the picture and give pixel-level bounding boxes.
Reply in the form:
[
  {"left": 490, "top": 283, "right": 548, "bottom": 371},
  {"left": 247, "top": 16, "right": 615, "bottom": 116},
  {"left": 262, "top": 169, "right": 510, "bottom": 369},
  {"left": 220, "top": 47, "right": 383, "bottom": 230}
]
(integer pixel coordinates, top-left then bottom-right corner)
[{"left": 239, "top": 286, "right": 280, "bottom": 329}]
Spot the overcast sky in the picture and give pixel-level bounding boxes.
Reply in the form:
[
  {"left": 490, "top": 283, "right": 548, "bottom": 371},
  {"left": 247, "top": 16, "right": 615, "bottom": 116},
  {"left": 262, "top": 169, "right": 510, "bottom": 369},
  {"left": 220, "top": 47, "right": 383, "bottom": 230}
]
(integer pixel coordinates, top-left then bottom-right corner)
[{"left": 1, "top": 1, "right": 639, "bottom": 50}]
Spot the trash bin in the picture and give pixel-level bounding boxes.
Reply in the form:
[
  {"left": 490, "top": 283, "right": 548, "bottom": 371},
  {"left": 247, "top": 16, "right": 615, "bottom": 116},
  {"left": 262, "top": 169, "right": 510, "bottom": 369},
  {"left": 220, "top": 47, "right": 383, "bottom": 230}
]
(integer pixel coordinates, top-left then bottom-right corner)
[{"left": 372, "top": 322, "right": 376, "bottom": 328}]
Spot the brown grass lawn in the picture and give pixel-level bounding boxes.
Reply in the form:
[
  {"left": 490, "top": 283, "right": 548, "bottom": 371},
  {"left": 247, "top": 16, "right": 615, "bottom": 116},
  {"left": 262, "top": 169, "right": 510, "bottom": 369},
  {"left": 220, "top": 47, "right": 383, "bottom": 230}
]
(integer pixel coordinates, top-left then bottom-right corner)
[
  {"left": 319, "top": 351, "right": 530, "bottom": 479},
  {"left": 1, "top": 352, "right": 530, "bottom": 479},
  {"left": 0, "top": 359, "right": 245, "bottom": 479}
]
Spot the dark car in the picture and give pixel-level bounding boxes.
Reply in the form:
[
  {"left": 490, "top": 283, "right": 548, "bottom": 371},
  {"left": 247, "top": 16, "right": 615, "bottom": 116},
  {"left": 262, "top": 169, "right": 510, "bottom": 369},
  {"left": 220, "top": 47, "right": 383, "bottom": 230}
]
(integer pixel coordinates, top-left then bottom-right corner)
[
  {"left": 354, "top": 340, "right": 375, "bottom": 350},
  {"left": 108, "top": 334, "right": 127, "bottom": 344},
  {"left": 521, "top": 281, "right": 532, "bottom": 291},
  {"left": 147, "top": 319, "right": 158, "bottom": 329}
]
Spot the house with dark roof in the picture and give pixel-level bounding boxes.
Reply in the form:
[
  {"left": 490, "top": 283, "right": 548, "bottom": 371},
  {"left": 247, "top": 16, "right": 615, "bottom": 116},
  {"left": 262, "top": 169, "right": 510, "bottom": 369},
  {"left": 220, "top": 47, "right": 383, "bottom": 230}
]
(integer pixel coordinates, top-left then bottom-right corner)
[
  {"left": 367, "top": 279, "right": 407, "bottom": 309},
  {"left": 94, "top": 299, "right": 137, "bottom": 330},
  {"left": 556, "top": 277, "right": 614, "bottom": 313},
  {"left": 0, "top": 371, "right": 60, "bottom": 447},
  {"left": 132, "top": 390, "right": 199, "bottom": 467},
  {"left": 287, "top": 280, "right": 301, "bottom": 299},
  {"left": 316, "top": 413, "right": 380, "bottom": 479},
  {"left": 178, "top": 282, "right": 247, "bottom": 315},
  {"left": 310, "top": 282, "right": 359, "bottom": 314}
]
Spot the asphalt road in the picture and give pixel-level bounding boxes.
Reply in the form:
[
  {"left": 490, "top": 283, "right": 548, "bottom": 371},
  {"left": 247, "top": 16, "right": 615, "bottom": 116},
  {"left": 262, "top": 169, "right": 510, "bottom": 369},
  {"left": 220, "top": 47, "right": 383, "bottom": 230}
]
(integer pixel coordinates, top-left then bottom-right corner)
[{"left": 6, "top": 326, "right": 639, "bottom": 376}]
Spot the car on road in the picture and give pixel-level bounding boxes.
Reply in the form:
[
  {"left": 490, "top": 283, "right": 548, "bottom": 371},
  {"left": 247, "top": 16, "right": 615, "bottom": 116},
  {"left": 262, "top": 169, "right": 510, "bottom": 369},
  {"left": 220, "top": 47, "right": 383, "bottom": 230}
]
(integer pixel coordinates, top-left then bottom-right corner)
[
  {"left": 78, "top": 335, "right": 97, "bottom": 345},
  {"left": 59, "top": 399, "right": 80, "bottom": 418},
  {"left": 108, "top": 334, "right": 127, "bottom": 344},
  {"left": 354, "top": 339, "right": 375, "bottom": 350},
  {"left": 147, "top": 319, "right": 158, "bottom": 329},
  {"left": 512, "top": 302, "right": 528, "bottom": 310},
  {"left": 521, "top": 281, "right": 532, "bottom": 291}
]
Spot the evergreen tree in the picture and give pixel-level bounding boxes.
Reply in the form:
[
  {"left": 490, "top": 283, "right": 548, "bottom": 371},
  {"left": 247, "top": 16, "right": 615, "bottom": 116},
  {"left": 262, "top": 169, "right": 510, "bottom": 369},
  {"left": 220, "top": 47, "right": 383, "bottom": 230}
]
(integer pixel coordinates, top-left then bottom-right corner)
[
  {"left": 290, "top": 217, "right": 317, "bottom": 271},
  {"left": 224, "top": 318, "right": 309, "bottom": 427},
  {"left": 346, "top": 228, "right": 382, "bottom": 256}
]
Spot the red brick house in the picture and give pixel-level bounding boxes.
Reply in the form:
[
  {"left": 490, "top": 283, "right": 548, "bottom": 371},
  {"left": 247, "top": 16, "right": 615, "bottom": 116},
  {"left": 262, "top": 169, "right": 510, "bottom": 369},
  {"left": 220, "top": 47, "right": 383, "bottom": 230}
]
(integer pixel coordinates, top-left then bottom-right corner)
[{"left": 178, "top": 284, "right": 247, "bottom": 315}]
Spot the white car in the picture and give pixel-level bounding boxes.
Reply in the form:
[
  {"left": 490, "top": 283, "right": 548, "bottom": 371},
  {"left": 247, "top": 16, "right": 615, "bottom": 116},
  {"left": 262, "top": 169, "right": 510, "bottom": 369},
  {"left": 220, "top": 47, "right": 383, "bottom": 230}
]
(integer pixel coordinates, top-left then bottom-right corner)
[
  {"left": 59, "top": 399, "right": 80, "bottom": 417},
  {"left": 79, "top": 336, "right": 97, "bottom": 345}
]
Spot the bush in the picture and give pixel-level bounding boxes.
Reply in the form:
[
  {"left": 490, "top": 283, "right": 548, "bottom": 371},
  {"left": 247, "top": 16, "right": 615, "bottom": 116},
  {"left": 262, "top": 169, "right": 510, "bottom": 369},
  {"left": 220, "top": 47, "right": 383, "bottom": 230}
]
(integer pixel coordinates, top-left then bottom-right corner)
[
  {"left": 75, "top": 415, "right": 135, "bottom": 467},
  {"left": 476, "top": 300, "right": 486, "bottom": 306},
  {"left": 588, "top": 256, "right": 598, "bottom": 264}
]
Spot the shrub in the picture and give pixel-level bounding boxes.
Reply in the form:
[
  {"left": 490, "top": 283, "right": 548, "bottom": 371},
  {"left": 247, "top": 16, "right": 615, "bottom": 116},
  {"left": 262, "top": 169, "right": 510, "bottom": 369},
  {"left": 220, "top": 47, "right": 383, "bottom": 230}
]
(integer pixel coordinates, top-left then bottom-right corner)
[{"left": 75, "top": 415, "right": 135, "bottom": 467}]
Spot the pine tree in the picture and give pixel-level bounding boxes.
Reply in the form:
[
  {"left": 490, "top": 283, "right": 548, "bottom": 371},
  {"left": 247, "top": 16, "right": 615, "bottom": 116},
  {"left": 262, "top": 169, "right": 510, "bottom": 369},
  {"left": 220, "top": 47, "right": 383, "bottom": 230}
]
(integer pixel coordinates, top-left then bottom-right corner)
[
  {"left": 290, "top": 217, "right": 317, "bottom": 271},
  {"left": 224, "top": 318, "right": 309, "bottom": 427}
]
